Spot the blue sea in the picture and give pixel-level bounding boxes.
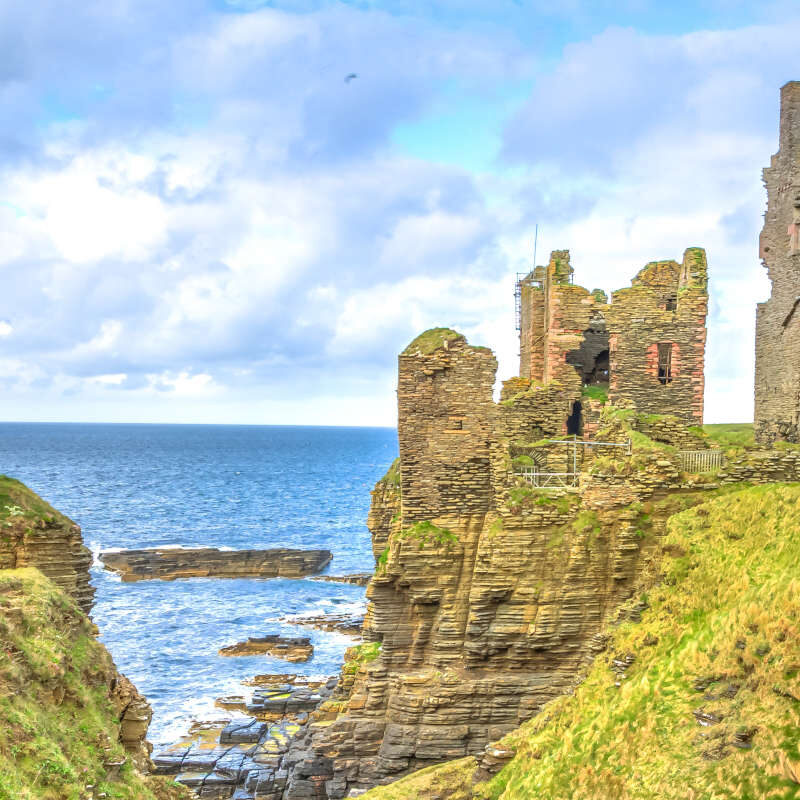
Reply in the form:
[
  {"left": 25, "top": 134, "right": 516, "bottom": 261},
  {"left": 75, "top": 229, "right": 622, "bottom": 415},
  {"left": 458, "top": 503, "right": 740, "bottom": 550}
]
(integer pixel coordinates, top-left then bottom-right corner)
[{"left": 0, "top": 423, "right": 397, "bottom": 745}]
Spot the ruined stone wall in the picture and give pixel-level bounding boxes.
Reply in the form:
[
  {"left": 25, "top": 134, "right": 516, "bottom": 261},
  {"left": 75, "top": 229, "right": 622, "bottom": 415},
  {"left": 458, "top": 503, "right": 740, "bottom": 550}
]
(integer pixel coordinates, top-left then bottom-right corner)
[
  {"left": 517, "top": 248, "right": 708, "bottom": 427},
  {"left": 606, "top": 248, "right": 708, "bottom": 425},
  {"left": 518, "top": 279, "right": 544, "bottom": 381},
  {"left": 717, "top": 447, "right": 800, "bottom": 484},
  {"left": 397, "top": 332, "right": 497, "bottom": 524},
  {"left": 755, "top": 81, "right": 800, "bottom": 443}
]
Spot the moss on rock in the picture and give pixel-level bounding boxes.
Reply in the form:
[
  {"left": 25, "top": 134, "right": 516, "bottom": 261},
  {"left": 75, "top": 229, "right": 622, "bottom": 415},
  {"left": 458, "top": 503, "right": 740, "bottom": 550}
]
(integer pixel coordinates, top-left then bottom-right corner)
[{"left": 402, "top": 328, "right": 465, "bottom": 357}]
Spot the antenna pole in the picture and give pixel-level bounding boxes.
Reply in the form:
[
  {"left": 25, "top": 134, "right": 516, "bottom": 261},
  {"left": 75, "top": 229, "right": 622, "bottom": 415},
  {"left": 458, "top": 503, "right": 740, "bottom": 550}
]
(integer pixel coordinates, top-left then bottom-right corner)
[{"left": 533, "top": 224, "right": 538, "bottom": 267}]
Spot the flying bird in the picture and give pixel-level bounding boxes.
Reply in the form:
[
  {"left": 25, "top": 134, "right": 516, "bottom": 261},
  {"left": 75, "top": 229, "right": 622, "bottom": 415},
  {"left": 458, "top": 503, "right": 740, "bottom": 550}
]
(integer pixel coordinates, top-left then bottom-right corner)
[{"left": 344, "top": 73, "right": 358, "bottom": 83}]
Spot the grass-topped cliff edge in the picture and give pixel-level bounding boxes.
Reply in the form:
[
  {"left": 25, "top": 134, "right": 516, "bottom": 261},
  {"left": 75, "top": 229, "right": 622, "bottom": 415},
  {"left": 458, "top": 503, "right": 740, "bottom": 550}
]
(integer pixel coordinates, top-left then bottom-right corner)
[
  {"left": 362, "top": 483, "right": 800, "bottom": 800},
  {"left": 0, "top": 473, "right": 189, "bottom": 800},
  {"left": 0, "top": 567, "right": 188, "bottom": 800}
]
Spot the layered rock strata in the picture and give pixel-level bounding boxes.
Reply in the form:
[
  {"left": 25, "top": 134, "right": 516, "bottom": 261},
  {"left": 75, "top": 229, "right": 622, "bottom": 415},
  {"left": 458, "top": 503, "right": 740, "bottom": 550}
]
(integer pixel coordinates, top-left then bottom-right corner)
[
  {"left": 272, "top": 332, "right": 719, "bottom": 799},
  {"left": 0, "top": 475, "right": 94, "bottom": 614},
  {"left": 0, "top": 479, "right": 179, "bottom": 796},
  {"left": 219, "top": 636, "right": 314, "bottom": 663},
  {"left": 100, "top": 547, "right": 333, "bottom": 581},
  {"left": 283, "top": 613, "right": 364, "bottom": 638},
  {"left": 153, "top": 675, "right": 339, "bottom": 798}
]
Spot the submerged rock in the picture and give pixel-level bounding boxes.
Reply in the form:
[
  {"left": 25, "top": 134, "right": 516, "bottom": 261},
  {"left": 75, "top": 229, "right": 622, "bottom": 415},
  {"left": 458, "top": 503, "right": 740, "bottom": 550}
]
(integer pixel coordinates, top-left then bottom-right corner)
[
  {"left": 219, "top": 636, "right": 314, "bottom": 663},
  {"left": 99, "top": 547, "right": 333, "bottom": 582}
]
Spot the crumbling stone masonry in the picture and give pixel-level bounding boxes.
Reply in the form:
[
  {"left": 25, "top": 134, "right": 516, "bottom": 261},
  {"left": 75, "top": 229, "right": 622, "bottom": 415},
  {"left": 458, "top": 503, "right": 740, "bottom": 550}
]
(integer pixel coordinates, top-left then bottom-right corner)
[
  {"left": 518, "top": 247, "right": 708, "bottom": 427},
  {"left": 755, "top": 81, "right": 800, "bottom": 444}
]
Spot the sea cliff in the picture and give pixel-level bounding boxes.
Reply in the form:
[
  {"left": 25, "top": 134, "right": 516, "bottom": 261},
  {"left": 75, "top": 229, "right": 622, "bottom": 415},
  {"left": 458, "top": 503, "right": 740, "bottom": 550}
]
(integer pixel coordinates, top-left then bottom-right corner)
[{"left": 0, "top": 477, "right": 187, "bottom": 800}]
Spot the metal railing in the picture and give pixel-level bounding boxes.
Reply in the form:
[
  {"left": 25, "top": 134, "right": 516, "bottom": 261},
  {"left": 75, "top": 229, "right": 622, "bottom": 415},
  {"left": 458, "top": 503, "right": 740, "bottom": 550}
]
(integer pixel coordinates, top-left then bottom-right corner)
[
  {"left": 514, "top": 468, "right": 579, "bottom": 489},
  {"left": 677, "top": 449, "right": 725, "bottom": 473}
]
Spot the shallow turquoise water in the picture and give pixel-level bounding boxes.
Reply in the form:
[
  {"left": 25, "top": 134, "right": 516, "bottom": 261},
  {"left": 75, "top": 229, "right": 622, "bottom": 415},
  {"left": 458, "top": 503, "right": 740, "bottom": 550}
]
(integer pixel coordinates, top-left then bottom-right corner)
[{"left": 0, "top": 423, "right": 397, "bottom": 744}]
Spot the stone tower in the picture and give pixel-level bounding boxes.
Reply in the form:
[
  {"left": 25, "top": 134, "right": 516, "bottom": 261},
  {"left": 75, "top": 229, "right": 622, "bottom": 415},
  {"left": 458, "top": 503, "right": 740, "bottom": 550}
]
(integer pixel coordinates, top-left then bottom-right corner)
[{"left": 755, "top": 81, "right": 800, "bottom": 443}]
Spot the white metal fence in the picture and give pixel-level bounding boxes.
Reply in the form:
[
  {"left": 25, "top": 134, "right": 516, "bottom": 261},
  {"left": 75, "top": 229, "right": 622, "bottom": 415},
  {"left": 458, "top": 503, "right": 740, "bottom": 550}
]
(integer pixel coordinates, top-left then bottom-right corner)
[
  {"left": 514, "top": 468, "right": 579, "bottom": 489},
  {"left": 677, "top": 449, "right": 725, "bottom": 473}
]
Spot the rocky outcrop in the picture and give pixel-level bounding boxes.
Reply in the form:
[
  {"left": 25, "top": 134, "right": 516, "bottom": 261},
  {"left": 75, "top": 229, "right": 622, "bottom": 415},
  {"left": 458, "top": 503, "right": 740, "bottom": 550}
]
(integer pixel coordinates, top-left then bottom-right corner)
[
  {"left": 0, "top": 475, "right": 94, "bottom": 614},
  {"left": 0, "top": 479, "right": 186, "bottom": 797},
  {"left": 310, "top": 573, "right": 373, "bottom": 587},
  {"left": 153, "top": 675, "right": 340, "bottom": 798},
  {"left": 270, "top": 333, "right": 724, "bottom": 799},
  {"left": 0, "top": 567, "right": 187, "bottom": 798},
  {"left": 280, "top": 610, "right": 365, "bottom": 637},
  {"left": 100, "top": 547, "right": 333, "bottom": 581},
  {"left": 219, "top": 635, "right": 314, "bottom": 663}
]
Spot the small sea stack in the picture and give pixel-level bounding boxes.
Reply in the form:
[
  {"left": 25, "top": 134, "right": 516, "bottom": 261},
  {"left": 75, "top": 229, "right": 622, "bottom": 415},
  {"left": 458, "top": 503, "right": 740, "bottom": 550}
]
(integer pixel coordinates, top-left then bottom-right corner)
[{"left": 99, "top": 547, "right": 333, "bottom": 581}]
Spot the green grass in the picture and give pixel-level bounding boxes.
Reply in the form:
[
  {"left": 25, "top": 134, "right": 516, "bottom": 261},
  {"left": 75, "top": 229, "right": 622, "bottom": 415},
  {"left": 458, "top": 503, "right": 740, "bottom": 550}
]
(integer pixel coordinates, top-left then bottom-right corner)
[
  {"left": 581, "top": 385, "right": 608, "bottom": 403},
  {"left": 381, "top": 458, "right": 402, "bottom": 489},
  {"left": 0, "top": 475, "right": 67, "bottom": 526},
  {"left": 343, "top": 642, "right": 382, "bottom": 675},
  {"left": 402, "top": 328, "right": 464, "bottom": 356},
  {"left": 399, "top": 520, "right": 458, "bottom": 548},
  {"left": 0, "top": 568, "right": 187, "bottom": 800},
  {"left": 362, "top": 483, "right": 800, "bottom": 800},
  {"left": 703, "top": 423, "right": 755, "bottom": 449}
]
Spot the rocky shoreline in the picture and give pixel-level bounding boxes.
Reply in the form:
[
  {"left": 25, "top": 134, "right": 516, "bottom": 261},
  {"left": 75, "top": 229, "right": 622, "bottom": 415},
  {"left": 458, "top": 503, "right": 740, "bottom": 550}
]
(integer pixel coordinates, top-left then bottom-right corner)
[
  {"left": 153, "top": 673, "right": 341, "bottom": 798},
  {"left": 99, "top": 547, "right": 333, "bottom": 582}
]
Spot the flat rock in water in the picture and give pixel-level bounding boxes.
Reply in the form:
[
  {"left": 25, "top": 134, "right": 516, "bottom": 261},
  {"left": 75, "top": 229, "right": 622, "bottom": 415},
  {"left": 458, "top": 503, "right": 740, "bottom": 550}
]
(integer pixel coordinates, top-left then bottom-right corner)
[
  {"left": 219, "top": 635, "right": 313, "bottom": 663},
  {"left": 279, "top": 611, "right": 364, "bottom": 637},
  {"left": 310, "top": 572, "right": 372, "bottom": 587},
  {"left": 98, "top": 547, "right": 333, "bottom": 581}
]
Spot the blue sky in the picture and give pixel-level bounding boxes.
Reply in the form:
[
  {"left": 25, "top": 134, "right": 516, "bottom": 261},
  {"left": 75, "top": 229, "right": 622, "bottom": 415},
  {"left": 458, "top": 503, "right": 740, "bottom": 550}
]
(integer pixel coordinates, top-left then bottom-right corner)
[{"left": 0, "top": 0, "right": 797, "bottom": 425}]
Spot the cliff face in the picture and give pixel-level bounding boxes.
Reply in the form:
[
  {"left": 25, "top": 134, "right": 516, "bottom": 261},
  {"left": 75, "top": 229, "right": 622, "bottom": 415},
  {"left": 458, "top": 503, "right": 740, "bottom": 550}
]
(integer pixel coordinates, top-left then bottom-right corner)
[
  {"left": 0, "top": 475, "right": 94, "bottom": 614},
  {"left": 0, "top": 478, "right": 184, "bottom": 799},
  {"left": 284, "top": 334, "right": 712, "bottom": 798},
  {"left": 360, "top": 484, "right": 800, "bottom": 799},
  {"left": 0, "top": 568, "right": 187, "bottom": 800}
]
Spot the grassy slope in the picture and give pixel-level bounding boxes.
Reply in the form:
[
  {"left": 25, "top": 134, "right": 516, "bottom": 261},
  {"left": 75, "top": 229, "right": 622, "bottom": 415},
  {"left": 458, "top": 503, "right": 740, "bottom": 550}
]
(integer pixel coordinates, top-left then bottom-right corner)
[
  {"left": 0, "top": 473, "right": 74, "bottom": 527},
  {"left": 363, "top": 483, "right": 800, "bottom": 800},
  {"left": 0, "top": 568, "right": 186, "bottom": 800},
  {"left": 703, "top": 423, "right": 755, "bottom": 449}
]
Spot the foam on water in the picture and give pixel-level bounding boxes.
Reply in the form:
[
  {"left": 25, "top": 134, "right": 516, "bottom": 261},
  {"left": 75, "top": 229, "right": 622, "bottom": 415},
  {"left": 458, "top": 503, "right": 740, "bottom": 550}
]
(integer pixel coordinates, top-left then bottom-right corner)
[{"left": 0, "top": 423, "right": 396, "bottom": 744}]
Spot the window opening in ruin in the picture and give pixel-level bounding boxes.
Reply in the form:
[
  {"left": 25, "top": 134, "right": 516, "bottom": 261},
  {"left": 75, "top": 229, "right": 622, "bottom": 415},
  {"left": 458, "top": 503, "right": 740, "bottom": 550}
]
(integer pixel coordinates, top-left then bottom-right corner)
[
  {"left": 566, "top": 400, "right": 582, "bottom": 436},
  {"left": 663, "top": 294, "right": 677, "bottom": 311},
  {"left": 565, "top": 316, "right": 609, "bottom": 387},
  {"left": 657, "top": 343, "right": 674, "bottom": 384}
]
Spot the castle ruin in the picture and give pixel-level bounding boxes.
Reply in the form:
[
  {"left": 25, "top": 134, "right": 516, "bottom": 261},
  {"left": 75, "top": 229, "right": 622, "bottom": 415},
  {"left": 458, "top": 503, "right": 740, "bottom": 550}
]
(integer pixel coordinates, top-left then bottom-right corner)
[
  {"left": 755, "top": 81, "right": 800, "bottom": 443},
  {"left": 517, "top": 246, "right": 709, "bottom": 434}
]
